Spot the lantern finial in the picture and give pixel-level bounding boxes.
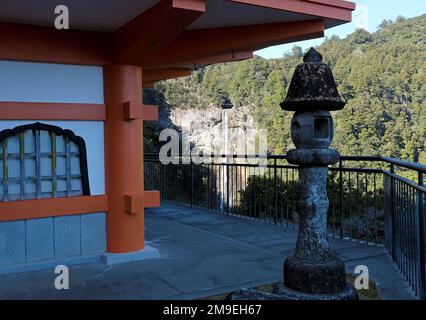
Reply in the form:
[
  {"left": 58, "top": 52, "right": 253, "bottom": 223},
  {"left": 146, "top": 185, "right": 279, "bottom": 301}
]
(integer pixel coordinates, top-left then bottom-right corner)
[{"left": 303, "top": 47, "right": 323, "bottom": 62}]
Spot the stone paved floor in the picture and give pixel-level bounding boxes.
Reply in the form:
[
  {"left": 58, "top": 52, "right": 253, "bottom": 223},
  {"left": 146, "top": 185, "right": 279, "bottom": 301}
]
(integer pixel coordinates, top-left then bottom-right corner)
[{"left": 0, "top": 202, "right": 416, "bottom": 300}]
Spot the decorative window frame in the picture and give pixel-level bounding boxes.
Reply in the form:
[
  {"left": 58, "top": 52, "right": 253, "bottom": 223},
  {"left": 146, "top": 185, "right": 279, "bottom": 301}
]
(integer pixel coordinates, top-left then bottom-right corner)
[{"left": 0, "top": 122, "right": 90, "bottom": 200}]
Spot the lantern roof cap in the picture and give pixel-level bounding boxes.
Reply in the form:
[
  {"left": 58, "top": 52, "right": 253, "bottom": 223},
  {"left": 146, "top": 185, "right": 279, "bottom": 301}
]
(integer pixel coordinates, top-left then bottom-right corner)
[
  {"left": 280, "top": 48, "right": 346, "bottom": 112},
  {"left": 303, "top": 47, "right": 323, "bottom": 63}
]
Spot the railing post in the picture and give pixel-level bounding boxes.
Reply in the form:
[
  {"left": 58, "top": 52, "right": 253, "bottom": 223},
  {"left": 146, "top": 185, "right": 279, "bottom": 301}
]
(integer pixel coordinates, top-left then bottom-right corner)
[
  {"left": 226, "top": 162, "right": 230, "bottom": 214},
  {"left": 274, "top": 158, "right": 278, "bottom": 225},
  {"left": 190, "top": 160, "right": 194, "bottom": 207},
  {"left": 417, "top": 172, "right": 425, "bottom": 299},
  {"left": 390, "top": 164, "right": 397, "bottom": 260},
  {"left": 339, "top": 159, "right": 344, "bottom": 239}
]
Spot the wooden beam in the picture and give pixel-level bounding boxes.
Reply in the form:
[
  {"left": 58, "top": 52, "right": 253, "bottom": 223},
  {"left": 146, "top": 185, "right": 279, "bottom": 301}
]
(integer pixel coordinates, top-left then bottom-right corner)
[
  {"left": 123, "top": 102, "right": 159, "bottom": 121},
  {"left": 306, "top": 0, "right": 356, "bottom": 10},
  {"left": 176, "top": 51, "right": 254, "bottom": 69},
  {"left": 0, "top": 22, "right": 112, "bottom": 66},
  {"left": 124, "top": 194, "right": 144, "bottom": 215},
  {"left": 145, "top": 19, "right": 324, "bottom": 68},
  {"left": 143, "top": 81, "right": 157, "bottom": 88},
  {"left": 0, "top": 1, "right": 353, "bottom": 68},
  {"left": 142, "top": 105, "right": 159, "bottom": 121},
  {"left": 123, "top": 101, "right": 142, "bottom": 120},
  {"left": 144, "top": 191, "right": 161, "bottom": 208},
  {"left": 0, "top": 195, "right": 108, "bottom": 222},
  {"left": 124, "top": 190, "right": 160, "bottom": 213},
  {"left": 229, "top": 0, "right": 355, "bottom": 21},
  {"left": 143, "top": 68, "right": 192, "bottom": 82},
  {"left": 114, "top": 0, "right": 205, "bottom": 65},
  {"left": 142, "top": 68, "right": 192, "bottom": 87},
  {"left": 0, "top": 102, "right": 106, "bottom": 120},
  {"left": 143, "top": 52, "right": 253, "bottom": 81}
]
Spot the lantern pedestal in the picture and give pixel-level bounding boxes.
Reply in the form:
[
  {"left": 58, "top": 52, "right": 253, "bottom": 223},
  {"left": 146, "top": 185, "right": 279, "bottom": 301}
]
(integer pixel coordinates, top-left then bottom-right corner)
[
  {"left": 273, "top": 281, "right": 358, "bottom": 300},
  {"left": 272, "top": 148, "right": 358, "bottom": 300}
]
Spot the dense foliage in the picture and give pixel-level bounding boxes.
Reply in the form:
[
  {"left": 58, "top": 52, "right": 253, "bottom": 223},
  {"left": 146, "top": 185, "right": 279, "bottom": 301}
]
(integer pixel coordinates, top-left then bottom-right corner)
[{"left": 155, "top": 15, "right": 426, "bottom": 163}]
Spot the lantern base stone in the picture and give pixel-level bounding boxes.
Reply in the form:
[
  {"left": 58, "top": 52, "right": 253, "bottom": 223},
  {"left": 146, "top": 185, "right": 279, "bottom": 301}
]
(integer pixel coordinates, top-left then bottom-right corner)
[
  {"left": 283, "top": 256, "right": 346, "bottom": 294},
  {"left": 225, "top": 284, "right": 358, "bottom": 301},
  {"left": 273, "top": 283, "right": 358, "bottom": 300}
]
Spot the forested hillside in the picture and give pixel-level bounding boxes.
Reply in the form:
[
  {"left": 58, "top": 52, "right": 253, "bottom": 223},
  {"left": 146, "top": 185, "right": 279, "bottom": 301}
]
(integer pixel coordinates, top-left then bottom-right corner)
[{"left": 153, "top": 15, "right": 426, "bottom": 162}]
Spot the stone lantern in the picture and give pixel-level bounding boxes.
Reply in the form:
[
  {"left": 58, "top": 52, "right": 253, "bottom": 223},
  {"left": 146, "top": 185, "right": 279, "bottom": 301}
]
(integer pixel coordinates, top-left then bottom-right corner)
[
  {"left": 274, "top": 48, "right": 358, "bottom": 300},
  {"left": 221, "top": 96, "right": 234, "bottom": 110}
]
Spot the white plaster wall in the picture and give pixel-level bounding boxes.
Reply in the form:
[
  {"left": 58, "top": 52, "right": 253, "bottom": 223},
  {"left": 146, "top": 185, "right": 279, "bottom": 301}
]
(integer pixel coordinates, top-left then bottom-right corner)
[
  {"left": 0, "top": 61, "right": 104, "bottom": 104},
  {"left": 0, "top": 60, "right": 105, "bottom": 195}
]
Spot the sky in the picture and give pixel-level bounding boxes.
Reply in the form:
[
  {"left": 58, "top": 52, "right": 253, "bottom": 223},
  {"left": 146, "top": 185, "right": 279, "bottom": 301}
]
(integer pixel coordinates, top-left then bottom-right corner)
[{"left": 255, "top": 0, "right": 426, "bottom": 59}]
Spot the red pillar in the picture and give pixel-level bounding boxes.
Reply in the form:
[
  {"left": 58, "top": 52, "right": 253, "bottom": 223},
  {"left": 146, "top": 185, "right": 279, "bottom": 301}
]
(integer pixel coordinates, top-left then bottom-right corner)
[{"left": 103, "top": 65, "right": 145, "bottom": 253}]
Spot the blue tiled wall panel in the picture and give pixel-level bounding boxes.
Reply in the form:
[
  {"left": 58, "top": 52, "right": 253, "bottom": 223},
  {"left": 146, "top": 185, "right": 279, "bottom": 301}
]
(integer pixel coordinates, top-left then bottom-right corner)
[
  {"left": 26, "top": 218, "right": 54, "bottom": 262},
  {"left": 0, "top": 221, "right": 26, "bottom": 266},
  {"left": 81, "top": 213, "right": 106, "bottom": 256},
  {"left": 54, "top": 215, "right": 81, "bottom": 259},
  {"left": 0, "top": 212, "right": 106, "bottom": 268}
]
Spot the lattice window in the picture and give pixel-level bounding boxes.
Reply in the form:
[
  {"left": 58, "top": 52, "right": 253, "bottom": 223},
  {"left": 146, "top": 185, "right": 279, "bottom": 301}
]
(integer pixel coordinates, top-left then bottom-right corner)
[{"left": 0, "top": 122, "right": 90, "bottom": 201}]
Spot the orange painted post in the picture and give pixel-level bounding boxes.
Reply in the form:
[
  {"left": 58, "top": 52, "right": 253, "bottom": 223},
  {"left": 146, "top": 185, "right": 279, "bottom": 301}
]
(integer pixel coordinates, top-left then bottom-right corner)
[{"left": 103, "top": 65, "right": 145, "bottom": 253}]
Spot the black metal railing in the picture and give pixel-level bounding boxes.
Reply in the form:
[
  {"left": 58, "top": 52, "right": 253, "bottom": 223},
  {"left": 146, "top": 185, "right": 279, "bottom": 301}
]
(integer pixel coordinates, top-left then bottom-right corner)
[
  {"left": 144, "top": 153, "right": 426, "bottom": 299},
  {"left": 383, "top": 163, "right": 426, "bottom": 299}
]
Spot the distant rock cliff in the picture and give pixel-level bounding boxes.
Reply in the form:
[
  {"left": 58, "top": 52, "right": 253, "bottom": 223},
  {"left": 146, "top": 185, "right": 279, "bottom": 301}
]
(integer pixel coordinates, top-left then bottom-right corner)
[
  {"left": 144, "top": 88, "right": 259, "bottom": 155},
  {"left": 167, "top": 105, "right": 257, "bottom": 154}
]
